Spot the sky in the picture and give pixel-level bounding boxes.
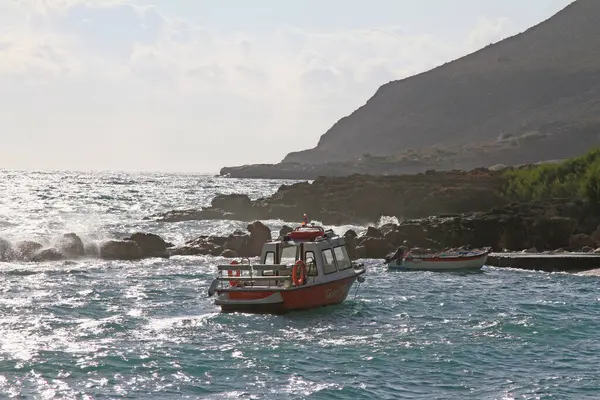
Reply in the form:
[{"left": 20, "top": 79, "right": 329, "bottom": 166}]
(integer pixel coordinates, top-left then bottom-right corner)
[{"left": 0, "top": 0, "right": 576, "bottom": 173}]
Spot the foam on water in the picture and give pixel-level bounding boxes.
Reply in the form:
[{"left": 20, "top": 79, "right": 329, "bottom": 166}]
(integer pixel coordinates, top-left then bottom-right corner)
[{"left": 1, "top": 171, "right": 600, "bottom": 399}]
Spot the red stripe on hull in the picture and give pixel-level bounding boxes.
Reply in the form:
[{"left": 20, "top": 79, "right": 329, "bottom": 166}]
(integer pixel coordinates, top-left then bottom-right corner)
[
  {"left": 281, "top": 276, "right": 357, "bottom": 311},
  {"left": 226, "top": 291, "right": 274, "bottom": 301},
  {"left": 217, "top": 275, "right": 360, "bottom": 314}
]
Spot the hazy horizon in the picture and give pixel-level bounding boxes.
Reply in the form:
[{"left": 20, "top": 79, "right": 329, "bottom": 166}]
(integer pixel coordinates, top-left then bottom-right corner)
[{"left": 0, "top": 0, "right": 575, "bottom": 173}]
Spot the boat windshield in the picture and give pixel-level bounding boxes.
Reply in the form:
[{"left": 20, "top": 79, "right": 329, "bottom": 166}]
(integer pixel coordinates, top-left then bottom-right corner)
[{"left": 280, "top": 245, "right": 298, "bottom": 265}]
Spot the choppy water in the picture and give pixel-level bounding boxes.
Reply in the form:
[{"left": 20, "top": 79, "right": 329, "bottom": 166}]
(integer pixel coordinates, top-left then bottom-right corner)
[{"left": 1, "top": 171, "right": 600, "bottom": 399}]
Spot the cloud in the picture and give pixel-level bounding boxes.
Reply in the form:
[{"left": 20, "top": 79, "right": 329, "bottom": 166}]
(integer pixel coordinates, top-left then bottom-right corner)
[
  {"left": 467, "top": 17, "right": 514, "bottom": 49},
  {"left": 0, "top": 1, "right": 521, "bottom": 172}
]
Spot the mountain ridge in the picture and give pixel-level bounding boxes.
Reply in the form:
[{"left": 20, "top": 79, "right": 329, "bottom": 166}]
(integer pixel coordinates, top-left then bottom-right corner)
[{"left": 222, "top": 0, "right": 600, "bottom": 178}]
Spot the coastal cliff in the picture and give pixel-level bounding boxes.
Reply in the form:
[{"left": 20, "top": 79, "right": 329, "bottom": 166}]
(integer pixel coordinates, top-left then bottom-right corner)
[{"left": 221, "top": 0, "right": 600, "bottom": 179}]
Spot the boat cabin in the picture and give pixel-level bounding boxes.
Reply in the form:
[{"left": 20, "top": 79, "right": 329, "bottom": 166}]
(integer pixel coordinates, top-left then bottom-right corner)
[
  {"left": 213, "top": 226, "right": 355, "bottom": 290},
  {"left": 260, "top": 229, "right": 353, "bottom": 279}
]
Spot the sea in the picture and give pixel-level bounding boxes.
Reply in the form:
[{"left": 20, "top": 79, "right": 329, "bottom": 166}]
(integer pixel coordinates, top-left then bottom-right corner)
[{"left": 1, "top": 170, "right": 600, "bottom": 399}]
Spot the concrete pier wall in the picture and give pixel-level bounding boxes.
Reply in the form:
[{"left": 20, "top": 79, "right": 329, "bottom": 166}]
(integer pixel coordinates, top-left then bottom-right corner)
[{"left": 487, "top": 253, "right": 600, "bottom": 273}]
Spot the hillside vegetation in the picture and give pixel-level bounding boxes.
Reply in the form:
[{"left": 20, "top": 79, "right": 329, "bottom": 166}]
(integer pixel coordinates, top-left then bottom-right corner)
[{"left": 504, "top": 147, "right": 600, "bottom": 207}]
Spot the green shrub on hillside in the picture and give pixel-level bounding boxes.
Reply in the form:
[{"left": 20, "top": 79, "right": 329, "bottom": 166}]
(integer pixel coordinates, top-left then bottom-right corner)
[{"left": 503, "top": 148, "right": 600, "bottom": 208}]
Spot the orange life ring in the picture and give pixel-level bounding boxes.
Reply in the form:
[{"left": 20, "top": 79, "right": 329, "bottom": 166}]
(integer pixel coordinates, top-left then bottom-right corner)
[
  {"left": 228, "top": 260, "right": 241, "bottom": 286},
  {"left": 292, "top": 259, "right": 307, "bottom": 286}
]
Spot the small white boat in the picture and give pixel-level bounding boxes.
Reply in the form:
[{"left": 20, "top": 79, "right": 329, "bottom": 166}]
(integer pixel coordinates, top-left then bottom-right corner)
[{"left": 386, "top": 247, "right": 490, "bottom": 271}]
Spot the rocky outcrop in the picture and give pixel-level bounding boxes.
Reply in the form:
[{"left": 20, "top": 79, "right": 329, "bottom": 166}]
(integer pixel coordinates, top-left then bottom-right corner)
[
  {"left": 100, "top": 240, "right": 143, "bottom": 261},
  {"left": 246, "top": 221, "right": 272, "bottom": 256},
  {"left": 342, "top": 199, "right": 599, "bottom": 259},
  {"left": 168, "top": 235, "right": 226, "bottom": 256},
  {"left": 169, "top": 221, "right": 272, "bottom": 258},
  {"left": 84, "top": 241, "right": 101, "bottom": 258},
  {"left": 279, "top": 225, "right": 293, "bottom": 238},
  {"left": 15, "top": 241, "right": 43, "bottom": 261},
  {"left": 56, "top": 233, "right": 85, "bottom": 258},
  {"left": 32, "top": 248, "right": 64, "bottom": 262},
  {"left": 124, "top": 232, "right": 172, "bottom": 258},
  {"left": 0, "top": 238, "right": 17, "bottom": 262},
  {"left": 3, "top": 199, "right": 599, "bottom": 265},
  {"left": 0, "top": 231, "right": 180, "bottom": 263},
  {"left": 149, "top": 169, "right": 507, "bottom": 225}
]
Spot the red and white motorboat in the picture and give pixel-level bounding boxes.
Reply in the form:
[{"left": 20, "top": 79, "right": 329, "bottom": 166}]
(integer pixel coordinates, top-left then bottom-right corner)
[
  {"left": 386, "top": 247, "right": 491, "bottom": 271},
  {"left": 207, "top": 225, "right": 366, "bottom": 314}
]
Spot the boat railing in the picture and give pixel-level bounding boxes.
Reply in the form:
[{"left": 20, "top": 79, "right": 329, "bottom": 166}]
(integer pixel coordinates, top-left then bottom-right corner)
[{"left": 214, "top": 263, "right": 294, "bottom": 289}]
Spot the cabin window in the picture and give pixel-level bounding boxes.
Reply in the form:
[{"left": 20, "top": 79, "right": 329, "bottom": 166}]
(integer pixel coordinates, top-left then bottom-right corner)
[
  {"left": 334, "top": 246, "right": 352, "bottom": 270},
  {"left": 304, "top": 251, "right": 318, "bottom": 276},
  {"left": 321, "top": 249, "right": 337, "bottom": 275},
  {"left": 261, "top": 251, "right": 276, "bottom": 276},
  {"left": 263, "top": 251, "right": 275, "bottom": 265},
  {"left": 281, "top": 245, "right": 298, "bottom": 265}
]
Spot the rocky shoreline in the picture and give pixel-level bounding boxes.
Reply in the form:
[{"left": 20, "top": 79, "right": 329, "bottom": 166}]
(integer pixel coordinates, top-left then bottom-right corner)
[
  {"left": 4, "top": 202, "right": 600, "bottom": 264},
  {"left": 145, "top": 169, "right": 507, "bottom": 226},
  {"left": 0, "top": 221, "right": 275, "bottom": 263}
]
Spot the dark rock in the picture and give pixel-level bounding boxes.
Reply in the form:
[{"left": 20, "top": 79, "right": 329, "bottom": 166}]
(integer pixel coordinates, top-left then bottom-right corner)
[
  {"left": 206, "top": 235, "right": 228, "bottom": 247},
  {"left": 224, "top": 234, "right": 249, "bottom": 256},
  {"left": 84, "top": 241, "right": 100, "bottom": 257},
  {"left": 343, "top": 230, "right": 359, "bottom": 259},
  {"left": 279, "top": 225, "right": 293, "bottom": 238},
  {"left": 15, "top": 241, "right": 43, "bottom": 261},
  {"left": 365, "top": 226, "right": 384, "bottom": 238},
  {"left": 385, "top": 224, "right": 428, "bottom": 247},
  {"left": 360, "top": 237, "right": 394, "bottom": 259},
  {"left": 32, "top": 248, "right": 64, "bottom": 262},
  {"left": 0, "top": 238, "right": 17, "bottom": 262},
  {"left": 100, "top": 240, "right": 143, "bottom": 260},
  {"left": 211, "top": 193, "right": 252, "bottom": 212},
  {"left": 344, "top": 230, "right": 358, "bottom": 240},
  {"left": 379, "top": 223, "right": 398, "bottom": 236},
  {"left": 147, "top": 208, "right": 231, "bottom": 223},
  {"left": 354, "top": 245, "right": 367, "bottom": 259},
  {"left": 581, "top": 246, "right": 595, "bottom": 253},
  {"left": 170, "top": 235, "right": 228, "bottom": 257},
  {"left": 569, "top": 233, "right": 597, "bottom": 250},
  {"left": 592, "top": 225, "right": 600, "bottom": 242},
  {"left": 169, "top": 245, "right": 209, "bottom": 256},
  {"left": 56, "top": 233, "right": 85, "bottom": 258},
  {"left": 247, "top": 221, "right": 272, "bottom": 257},
  {"left": 534, "top": 217, "right": 577, "bottom": 250},
  {"left": 221, "top": 249, "right": 238, "bottom": 258},
  {"left": 219, "top": 221, "right": 273, "bottom": 258},
  {"left": 268, "top": 204, "right": 298, "bottom": 221},
  {"left": 209, "top": 246, "right": 224, "bottom": 256},
  {"left": 124, "top": 232, "right": 171, "bottom": 258}
]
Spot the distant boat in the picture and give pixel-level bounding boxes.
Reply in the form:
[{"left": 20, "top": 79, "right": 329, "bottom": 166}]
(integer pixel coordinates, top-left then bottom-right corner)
[{"left": 386, "top": 247, "right": 491, "bottom": 272}]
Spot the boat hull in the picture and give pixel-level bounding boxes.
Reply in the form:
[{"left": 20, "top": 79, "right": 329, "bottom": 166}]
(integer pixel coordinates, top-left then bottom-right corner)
[
  {"left": 387, "top": 252, "right": 488, "bottom": 271},
  {"left": 215, "top": 272, "right": 363, "bottom": 314}
]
